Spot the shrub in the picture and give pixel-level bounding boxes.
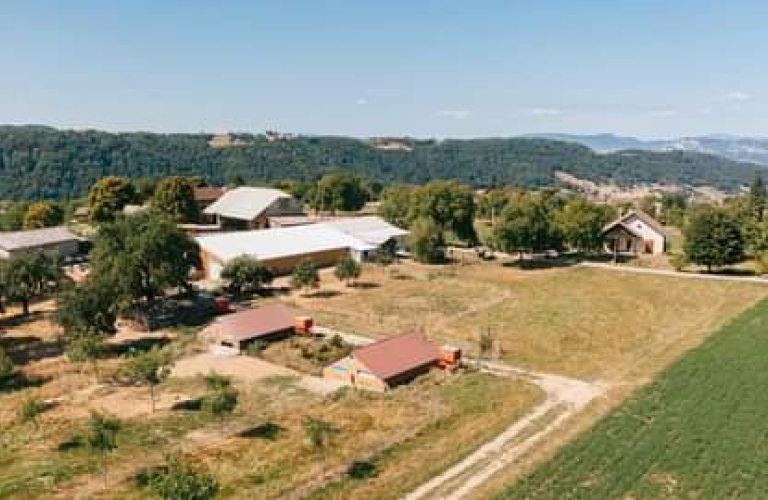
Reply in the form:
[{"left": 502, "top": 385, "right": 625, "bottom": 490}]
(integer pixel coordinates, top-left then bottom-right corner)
[{"left": 145, "top": 457, "right": 219, "bottom": 500}]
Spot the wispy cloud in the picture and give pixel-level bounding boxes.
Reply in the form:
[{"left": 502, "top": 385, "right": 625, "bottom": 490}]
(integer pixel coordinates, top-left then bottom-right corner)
[
  {"left": 436, "top": 109, "right": 471, "bottom": 120},
  {"left": 722, "top": 90, "right": 751, "bottom": 102},
  {"left": 527, "top": 107, "right": 562, "bottom": 116},
  {"left": 648, "top": 108, "right": 677, "bottom": 118},
  {"left": 356, "top": 98, "right": 368, "bottom": 105}
]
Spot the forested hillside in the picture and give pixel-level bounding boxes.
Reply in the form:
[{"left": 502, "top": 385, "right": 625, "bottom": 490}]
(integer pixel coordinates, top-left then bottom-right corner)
[{"left": 0, "top": 126, "right": 762, "bottom": 200}]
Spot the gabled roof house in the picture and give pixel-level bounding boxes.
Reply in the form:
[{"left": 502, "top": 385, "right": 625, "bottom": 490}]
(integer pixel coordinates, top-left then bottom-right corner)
[
  {"left": 203, "top": 187, "right": 303, "bottom": 230},
  {"left": 602, "top": 210, "right": 666, "bottom": 255}
]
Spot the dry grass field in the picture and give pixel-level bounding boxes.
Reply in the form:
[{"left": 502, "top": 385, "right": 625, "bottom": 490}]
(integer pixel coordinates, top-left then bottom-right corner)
[{"left": 291, "top": 261, "right": 768, "bottom": 380}]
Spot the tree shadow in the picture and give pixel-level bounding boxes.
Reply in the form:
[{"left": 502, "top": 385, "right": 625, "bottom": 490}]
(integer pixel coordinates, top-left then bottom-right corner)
[
  {"left": 350, "top": 282, "right": 380, "bottom": 290},
  {"left": 304, "top": 290, "right": 342, "bottom": 299},
  {"left": 0, "top": 336, "right": 64, "bottom": 365},
  {"left": 0, "top": 373, "right": 51, "bottom": 394},
  {"left": 103, "top": 336, "right": 171, "bottom": 357},
  {"left": 171, "top": 397, "right": 203, "bottom": 411},
  {"left": 502, "top": 256, "right": 581, "bottom": 270},
  {"left": 0, "top": 310, "right": 48, "bottom": 329},
  {"left": 237, "top": 421, "right": 285, "bottom": 441}
]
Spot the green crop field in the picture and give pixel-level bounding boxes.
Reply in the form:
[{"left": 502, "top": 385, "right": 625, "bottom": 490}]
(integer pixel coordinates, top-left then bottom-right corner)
[{"left": 498, "top": 297, "right": 768, "bottom": 499}]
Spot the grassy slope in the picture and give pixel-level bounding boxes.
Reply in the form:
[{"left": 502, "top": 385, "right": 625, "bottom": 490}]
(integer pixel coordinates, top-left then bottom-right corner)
[{"left": 499, "top": 297, "right": 768, "bottom": 499}]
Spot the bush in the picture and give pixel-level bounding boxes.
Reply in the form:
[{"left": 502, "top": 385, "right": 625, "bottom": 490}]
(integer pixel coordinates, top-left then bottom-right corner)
[
  {"left": 669, "top": 253, "right": 689, "bottom": 272},
  {"left": 221, "top": 257, "right": 274, "bottom": 297},
  {"left": 145, "top": 457, "right": 219, "bottom": 500}
]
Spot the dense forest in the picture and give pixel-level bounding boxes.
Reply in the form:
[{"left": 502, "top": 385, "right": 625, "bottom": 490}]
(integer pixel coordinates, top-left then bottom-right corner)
[{"left": 0, "top": 125, "right": 763, "bottom": 200}]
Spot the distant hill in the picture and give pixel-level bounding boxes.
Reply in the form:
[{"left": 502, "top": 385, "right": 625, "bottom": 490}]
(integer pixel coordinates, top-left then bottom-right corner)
[
  {"left": 526, "top": 133, "right": 768, "bottom": 166},
  {"left": 0, "top": 125, "right": 764, "bottom": 200}
]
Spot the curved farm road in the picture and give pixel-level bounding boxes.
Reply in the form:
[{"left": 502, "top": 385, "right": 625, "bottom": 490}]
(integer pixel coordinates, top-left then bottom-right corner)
[{"left": 403, "top": 361, "right": 608, "bottom": 500}]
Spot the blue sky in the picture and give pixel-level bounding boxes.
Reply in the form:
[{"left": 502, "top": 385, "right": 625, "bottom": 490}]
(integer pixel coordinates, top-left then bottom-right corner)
[{"left": 1, "top": 1, "right": 766, "bottom": 139}]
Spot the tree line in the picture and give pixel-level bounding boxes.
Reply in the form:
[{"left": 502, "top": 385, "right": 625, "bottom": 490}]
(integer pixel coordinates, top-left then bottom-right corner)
[{"left": 0, "top": 125, "right": 762, "bottom": 201}]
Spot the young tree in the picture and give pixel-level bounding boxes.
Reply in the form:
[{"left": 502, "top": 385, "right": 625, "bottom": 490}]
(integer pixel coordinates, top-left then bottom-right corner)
[
  {"left": 220, "top": 257, "right": 274, "bottom": 297},
  {"left": 201, "top": 373, "right": 238, "bottom": 423},
  {"left": 85, "top": 412, "right": 121, "bottom": 487},
  {"left": 88, "top": 177, "right": 137, "bottom": 223},
  {"left": 0, "top": 347, "right": 15, "bottom": 381},
  {"left": 292, "top": 260, "right": 320, "bottom": 294},
  {"left": 65, "top": 331, "right": 105, "bottom": 379},
  {"left": 683, "top": 206, "right": 745, "bottom": 272},
  {"left": 3, "top": 252, "right": 62, "bottom": 315},
  {"left": 303, "top": 416, "right": 335, "bottom": 478},
  {"left": 146, "top": 456, "right": 219, "bottom": 500},
  {"left": 122, "top": 347, "right": 173, "bottom": 413},
  {"left": 408, "top": 217, "right": 445, "bottom": 264},
  {"left": 478, "top": 327, "right": 495, "bottom": 366},
  {"left": 152, "top": 177, "right": 200, "bottom": 222},
  {"left": 334, "top": 254, "right": 362, "bottom": 286},
  {"left": 23, "top": 201, "right": 65, "bottom": 229},
  {"left": 555, "top": 197, "right": 612, "bottom": 254},
  {"left": 89, "top": 213, "right": 200, "bottom": 304},
  {"left": 17, "top": 396, "right": 46, "bottom": 430}
]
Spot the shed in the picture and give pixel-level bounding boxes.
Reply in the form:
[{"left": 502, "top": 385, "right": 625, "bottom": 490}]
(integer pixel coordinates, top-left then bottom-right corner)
[
  {"left": 204, "top": 303, "right": 296, "bottom": 352},
  {"left": 324, "top": 332, "right": 441, "bottom": 391},
  {"left": 0, "top": 226, "right": 81, "bottom": 260}
]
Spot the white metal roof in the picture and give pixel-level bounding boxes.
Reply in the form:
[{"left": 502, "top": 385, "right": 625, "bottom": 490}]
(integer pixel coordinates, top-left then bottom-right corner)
[
  {"left": 0, "top": 226, "right": 79, "bottom": 252},
  {"left": 203, "top": 187, "right": 293, "bottom": 221},
  {"left": 320, "top": 216, "right": 409, "bottom": 246},
  {"left": 196, "top": 224, "right": 374, "bottom": 263}
]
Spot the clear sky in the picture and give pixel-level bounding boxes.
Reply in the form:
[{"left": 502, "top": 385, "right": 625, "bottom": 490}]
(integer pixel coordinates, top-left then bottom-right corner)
[{"left": 2, "top": 1, "right": 766, "bottom": 139}]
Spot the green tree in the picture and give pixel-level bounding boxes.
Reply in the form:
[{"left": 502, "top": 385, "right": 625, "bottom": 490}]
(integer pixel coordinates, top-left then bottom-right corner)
[
  {"left": 152, "top": 177, "right": 200, "bottom": 222},
  {"left": 3, "top": 252, "right": 62, "bottom": 315},
  {"left": 303, "top": 416, "right": 335, "bottom": 479},
  {"left": 477, "top": 189, "right": 510, "bottom": 224},
  {"left": 309, "top": 172, "right": 368, "bottom": 213},
  {"left": 201, "top": 373, "right": 238, "bottom": 423},
  {"left": 292, "top": 260, "right": 320, "bottom": 294},
  {"left": 220, "top": 257, "right": 274, "bottom": 297},
  {"left": 379, "top": 184, "right": 414, "bottom": 228},
  {"left": 85, "top": 412, "right": 121, "bottom": 487},
  {"left": 478, "top": 327, "right": 495, "bottom": 366},
  {"left": 334, "top": 254, "right": 362, "bottom": 286},
  {"left": 409, "top": 180, "right": 477, "bottom": 244},
  {"left": 89, "top": 213, "right": 199, "bottom": 304},
  {"left": 88, "top": 177, "right": 137, "bottom": 223},
  {"left": 122, "top": 347, "right": 173, "bottom": 413},
  {"left": 555, "top": 197, "right": 612, "bottom": 254},
  {"left": 492, "top": 193, "right": 558, "bottom": 257},
  {"left": 0, "top": 347, "right": 15, "bottom": 381},
  {"left": 57, "top": 278, "right": 119, "bottom": 340},
  {"left": 408, "top": 217, "right": 445, "bottom": 264},
  {"left": 22, "top": 201, "right": 65, "bottom": 229},
  {"left": 683, "top": 206, "right": 745, "bottom": 272},
  {"left": 65, "top": 331, "right": 105, "bottom": 379},
  {"left": 146, "top": 456, "right": 219, "bottom": 500},
  {"left": 749, "top": 172, "right": 767, "bottom": 221},
  {"left": 0, "top": 202, "right": 29, "bottom": 231}
]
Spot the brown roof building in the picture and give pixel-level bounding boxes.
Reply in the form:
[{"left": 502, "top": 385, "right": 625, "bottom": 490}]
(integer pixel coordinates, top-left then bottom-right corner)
[
  {"left": 324, "top": 332, "right": 441, "bottom": 391},
  {"left": 205, "top": 303, "right": 295, "bottom": 351}
]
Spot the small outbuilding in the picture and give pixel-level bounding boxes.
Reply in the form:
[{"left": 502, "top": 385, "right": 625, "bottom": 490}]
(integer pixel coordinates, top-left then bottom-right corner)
[
  {"left": 204, "top": 303, "right": 296, "bottom": 352},
  {"left": 602, "top": 210, "right": 666, "bottom": 255},
  {"left": 203, "top": 187, "right": 304, "bottom": 230},
  {"left": 324, "top": 332, "right": 441, "bottom": 391}
]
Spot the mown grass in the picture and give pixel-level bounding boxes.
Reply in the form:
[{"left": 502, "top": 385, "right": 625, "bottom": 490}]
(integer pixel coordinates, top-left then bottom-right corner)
[{"left": 499, "top": 297, "right": 768, "bottom": 499}]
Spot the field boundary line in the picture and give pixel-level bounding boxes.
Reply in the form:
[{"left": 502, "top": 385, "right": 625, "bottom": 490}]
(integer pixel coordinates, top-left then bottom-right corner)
[{"left": 578, "top": 262, "right": 768, "bottom": 284}]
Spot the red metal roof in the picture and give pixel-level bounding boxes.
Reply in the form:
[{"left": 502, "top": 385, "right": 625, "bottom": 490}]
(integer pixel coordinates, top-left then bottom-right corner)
[
  {"left": 353, "top": 332, "right": 440, "bottom": 382},
  {"left": 210, "top": 302, "right": 294, "bottom": 342}
]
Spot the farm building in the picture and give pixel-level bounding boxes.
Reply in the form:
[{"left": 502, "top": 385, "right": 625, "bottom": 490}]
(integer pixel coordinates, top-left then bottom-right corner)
[
  {"left": 195, "top": 223, "right": 375, "bottom": 279},
  {"left": 602, "top": 210, "right": 666, "bottom": 255},
  {"left": 324, "top": 332, "right": 442, "bottom": 391},
  {"left": 0, "top": 226, "right": 81, "bottom": 260},
  {"left": 322, "top": 216, "right": 409, "bottom": 260},
  {"left": 204, "top": 302, "right": 296, "bottom": 352},
  {"left": 203, "top": 187, "right": 304, "bottom": 230},
  {"left": 194, "top": 186, "right": 227, "bottom": 224}
]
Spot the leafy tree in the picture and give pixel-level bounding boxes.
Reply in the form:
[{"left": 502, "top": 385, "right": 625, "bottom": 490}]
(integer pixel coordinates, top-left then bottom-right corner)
[
  {"left": 2, "top": 252, "right": 62, "bottom": 315},
  {"left": 292, "top": 260, "right": 320, "bottom": 294},
  {"left": 0, "top": 202, "right": 29, "bottom": 231},
  {"left": 379, "top": 184, "right": 413, "bottom": 228},
  {"left": 555, "top": 197, "right": 612, "bottom": 253},
  {"left": 201, "top": 373, "right": 238, "bottom": 422},
  {"left": 85, "top": 412, "right": 121, "bottom": 487},
  {"left": 683, "top": 206, "right": 745, "bottom": 272},
  {"left": 88, "top": 177, "right": 137, "bottom": 223},
  {"left": 309, "top": 172, "right": 368, "bottom": 213},
  {"left": 146, "top": 456, "right": 219, "bottom": 500},
  {"left": 152, "top": 177, "right": 200, "bottom": 222},
  {"left": 334, "top": 255, "right": 362, "bottom": 286},
  {"left": 477, "top": 189, "right": 510, "bottom": 223},
  {"left": 65, "top": 331, "right": 105, "bottom": 379},
  {"left": 749, "top": 172, "right": 767, "bottom": 221},
  {"left": 492, "top": 193, "right": 559, "bottom": 257},
  {"left": 22, "top": 201, "right": 65, "bottom": 229},
  {"left": 303, "top": 416, "right": 335, "bottom": 478},
  {"left": 89, "top": 212, "right": 199, "bottom": 303},
  {"left": 121, "top": 347, "right": 173, "bottom": 413},
  {"left": 408, "top": 217, "right": 445, "bottom": 264},
  {"left": 220, "top": 257, "right": 274, "bottom": 297},
  {"left": 0, "top": 347, "right": 15, "bottom": 381},
  {"left": 409, "top": 180, "right": 477, "bottom": 244},
  {"left": 57, "top": 278, "right": 119, "bottom": 339}
]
